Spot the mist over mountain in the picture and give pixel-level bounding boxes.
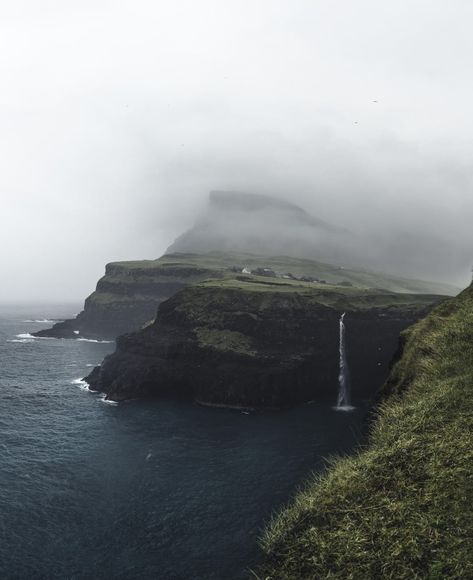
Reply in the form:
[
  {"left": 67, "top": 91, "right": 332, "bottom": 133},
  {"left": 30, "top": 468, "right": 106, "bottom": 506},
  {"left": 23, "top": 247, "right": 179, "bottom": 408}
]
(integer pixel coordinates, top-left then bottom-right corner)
[
  {"left": 1, "top": 0, "right": 473, "bottom": 302},
  {"left": 166, "top": 191, "right": 467, "bottom": 289}
]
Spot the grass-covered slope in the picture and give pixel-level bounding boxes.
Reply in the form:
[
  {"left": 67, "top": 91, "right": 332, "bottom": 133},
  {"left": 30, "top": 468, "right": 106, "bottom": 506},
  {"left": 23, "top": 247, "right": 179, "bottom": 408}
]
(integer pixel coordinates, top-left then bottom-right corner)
[
  {"left": 194, "top": 276, "right": 443, "bottom": 310},
  {"left": 260, "top": 283, "right": 473, "bottom": 579},
  {"left": 158, "top": 252, "right": 458, "bottom": 295}
]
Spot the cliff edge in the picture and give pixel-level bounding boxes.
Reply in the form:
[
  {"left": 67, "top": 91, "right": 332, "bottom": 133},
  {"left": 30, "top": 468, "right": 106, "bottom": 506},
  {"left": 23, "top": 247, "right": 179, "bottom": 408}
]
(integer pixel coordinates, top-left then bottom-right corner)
[
  {"left": 33, "top": 251, "right": 457, "bottom": 340},
  {"left": 85, "top": 276, "right": 444, "bottom": 407}
]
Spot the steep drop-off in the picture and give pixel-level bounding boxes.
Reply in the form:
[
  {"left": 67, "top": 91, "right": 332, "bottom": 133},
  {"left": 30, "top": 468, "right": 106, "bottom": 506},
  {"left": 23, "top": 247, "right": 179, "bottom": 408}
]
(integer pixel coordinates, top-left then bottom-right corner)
[
  {"left": 85, "top": 276, "right": 444, "bottom": 407},
  {"left": 33, "top": 257, "right": 223, "bottom": 339},
  {"left": 260, "top": 283, "right": 472, "bottom": 579},
  {"left": 34, "top": 251, "right": 457, "bottom": 340}
]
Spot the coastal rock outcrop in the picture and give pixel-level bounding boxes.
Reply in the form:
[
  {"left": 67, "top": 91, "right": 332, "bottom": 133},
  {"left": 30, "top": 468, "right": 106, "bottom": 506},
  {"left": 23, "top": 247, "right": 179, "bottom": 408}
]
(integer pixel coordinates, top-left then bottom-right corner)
[
  {"left": 33, "top": 250, "right": 456, "bottom": 341},
  {"left": 33, "top": 258, "right": 223, "bottom": 339},
  {"left": 85, "top": 277, "right": 444, "bottom": 407}
]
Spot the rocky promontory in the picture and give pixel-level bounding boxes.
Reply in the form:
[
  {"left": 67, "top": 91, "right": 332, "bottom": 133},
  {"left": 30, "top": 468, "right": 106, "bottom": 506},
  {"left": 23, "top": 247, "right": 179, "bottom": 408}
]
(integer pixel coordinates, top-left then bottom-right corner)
[
  {"left": 33, "top": 256, "right": 223, "bottom": 339},
  {"left": 85, "top": 276, "right": 445, "bottom": 407}
]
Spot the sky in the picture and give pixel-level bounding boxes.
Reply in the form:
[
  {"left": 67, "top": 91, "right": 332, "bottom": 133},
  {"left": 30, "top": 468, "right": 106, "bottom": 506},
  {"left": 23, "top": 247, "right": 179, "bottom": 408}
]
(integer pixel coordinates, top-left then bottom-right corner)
[{"left": 1, "top": 0, "right": 473, "bottom": 301}]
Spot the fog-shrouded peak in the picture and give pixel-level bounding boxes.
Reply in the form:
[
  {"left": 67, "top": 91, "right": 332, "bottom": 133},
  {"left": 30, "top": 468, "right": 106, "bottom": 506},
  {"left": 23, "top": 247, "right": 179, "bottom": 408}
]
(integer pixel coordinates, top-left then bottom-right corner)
[
  {"left": 167, "top": 190, "right": 350, "bottom": 262},
  {"left": 207, "top": 190, "right": 340, "bottom": 231},
  {"left": 1, "top": 1, "right": 473, "bottom": 301}
]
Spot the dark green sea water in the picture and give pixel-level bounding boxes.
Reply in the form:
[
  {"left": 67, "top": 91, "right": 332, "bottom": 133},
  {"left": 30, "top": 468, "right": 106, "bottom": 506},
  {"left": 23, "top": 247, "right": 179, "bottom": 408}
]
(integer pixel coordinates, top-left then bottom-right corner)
[{"left": 0, "top": 304, "right": 365, "bottom": 579}]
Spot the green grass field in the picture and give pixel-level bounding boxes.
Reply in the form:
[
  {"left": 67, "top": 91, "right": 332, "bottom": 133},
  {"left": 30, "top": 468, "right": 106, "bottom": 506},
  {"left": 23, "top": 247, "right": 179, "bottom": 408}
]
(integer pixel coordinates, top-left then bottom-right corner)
[
  {"left": 106, "top": 251, "right": 459, "bottom": 295},
  {"left": 193, "top": 276, "right": 445, "bottom": 311},
  {"left": 259, "top": 284, "right": 473, "bottom": 579}
]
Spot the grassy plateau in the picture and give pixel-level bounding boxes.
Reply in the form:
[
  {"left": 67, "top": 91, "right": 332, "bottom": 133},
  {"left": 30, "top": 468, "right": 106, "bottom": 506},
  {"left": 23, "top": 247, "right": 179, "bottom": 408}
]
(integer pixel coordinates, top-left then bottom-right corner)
[{"left": 106, "top": 251, "right": 459, "bottom": 295}]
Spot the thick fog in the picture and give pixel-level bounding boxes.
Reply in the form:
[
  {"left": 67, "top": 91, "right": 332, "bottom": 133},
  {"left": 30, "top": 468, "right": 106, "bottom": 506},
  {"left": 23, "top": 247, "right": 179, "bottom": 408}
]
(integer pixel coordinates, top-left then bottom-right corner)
[{"left": 1, "top": 0, "right": 472, "bottom": 302}]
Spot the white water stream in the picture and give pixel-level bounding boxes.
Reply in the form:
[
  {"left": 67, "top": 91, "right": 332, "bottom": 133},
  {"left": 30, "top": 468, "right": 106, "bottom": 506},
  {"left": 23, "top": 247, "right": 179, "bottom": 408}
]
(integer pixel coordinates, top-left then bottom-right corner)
[{"left": 336, "top": 313, "right": 355, "bottom": 411}]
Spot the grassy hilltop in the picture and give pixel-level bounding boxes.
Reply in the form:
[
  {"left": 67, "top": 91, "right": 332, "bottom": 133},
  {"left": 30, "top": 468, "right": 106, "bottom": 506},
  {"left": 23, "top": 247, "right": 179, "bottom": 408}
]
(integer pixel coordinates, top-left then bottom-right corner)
[
  {"left": 173, "top": 276, "right": 445, "bottom": 326},
  {"left": 260, "top": 283, "right": 473, "bottom": 579},
  {"left": 109, "top": 251, "right": 458, "bottom": 295}
]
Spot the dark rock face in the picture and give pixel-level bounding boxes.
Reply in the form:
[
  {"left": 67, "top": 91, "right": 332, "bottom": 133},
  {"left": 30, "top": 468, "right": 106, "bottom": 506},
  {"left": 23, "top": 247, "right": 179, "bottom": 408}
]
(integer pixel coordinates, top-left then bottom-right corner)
[
  {"left": 33, "top": 262, "right": 222, "bottom": 340},
  {"left": 32, "top": 301, "right": 162, "bottom": 340},
  {"left": 85, "top": 285, "right": 438, "bottom": 408}
]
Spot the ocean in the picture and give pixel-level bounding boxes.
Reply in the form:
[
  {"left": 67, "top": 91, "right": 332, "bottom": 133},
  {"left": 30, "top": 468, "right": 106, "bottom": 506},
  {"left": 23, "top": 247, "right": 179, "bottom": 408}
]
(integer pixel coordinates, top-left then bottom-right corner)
[{"left": 0, "top": 304, "right": 365, "bottom": 579}]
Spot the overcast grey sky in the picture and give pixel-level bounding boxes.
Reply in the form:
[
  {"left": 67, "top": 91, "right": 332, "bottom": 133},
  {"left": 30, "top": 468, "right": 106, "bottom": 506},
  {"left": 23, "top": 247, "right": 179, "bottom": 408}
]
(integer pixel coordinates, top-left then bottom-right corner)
[{"left": 1, "top": 0, "right": 472, "bottom": 301}]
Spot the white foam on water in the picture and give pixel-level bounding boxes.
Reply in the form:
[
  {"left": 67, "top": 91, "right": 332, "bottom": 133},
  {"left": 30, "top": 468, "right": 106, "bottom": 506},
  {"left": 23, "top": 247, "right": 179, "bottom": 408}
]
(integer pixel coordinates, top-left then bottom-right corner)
[
  {"left": 76, "top": 338, "right": 113, "bottom": 344},
  {"left": 23, "top": 319, "right": 56, "bottom": 324},
  {"left": 15, "top": 333, "right": 57, "bottom": 341},
  {"left": 14, "top": 334, "right": 112, "bottom": 344},
  {"left": 7, "top": 338, "right": 34, "bottom": 343},
  {"left": 71, "top": 378, "right": 86, "bottom": 384},
  {"left": 71, "top": 378, "right": 91, "bottom": 391},
  {"left": 99, "top": 394, "right": 118, "bottom": 406},
  {"left": 73, "top": 330, "right": 80, "bottom": 335},
  {"left": 333, "top": 405, "right": 356, "bottom": 412}
]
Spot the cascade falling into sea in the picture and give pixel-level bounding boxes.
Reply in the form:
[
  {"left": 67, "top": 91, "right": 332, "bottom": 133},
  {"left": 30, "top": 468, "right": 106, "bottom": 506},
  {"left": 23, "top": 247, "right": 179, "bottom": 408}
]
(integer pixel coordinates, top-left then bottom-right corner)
[{"left": 335, "top": 312, "right": 355, "bottom": 411}]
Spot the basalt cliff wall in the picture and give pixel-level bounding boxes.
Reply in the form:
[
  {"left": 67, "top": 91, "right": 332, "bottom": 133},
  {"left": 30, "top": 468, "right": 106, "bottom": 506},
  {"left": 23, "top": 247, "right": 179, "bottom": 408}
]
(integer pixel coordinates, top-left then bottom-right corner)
[
  {"left": 34, "top": 249, "right": 456, "bottom": 341},
  {"left": 33, "top": 259, "right": 222, "bottom": 339},
  {"left": 85, "top": 280, "right": 444, "bottom": 407}
]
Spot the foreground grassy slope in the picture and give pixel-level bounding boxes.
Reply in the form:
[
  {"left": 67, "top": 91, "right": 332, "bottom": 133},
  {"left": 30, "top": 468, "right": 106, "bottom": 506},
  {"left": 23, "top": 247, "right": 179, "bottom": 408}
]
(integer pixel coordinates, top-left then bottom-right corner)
[{"left": 260, "top": 283, "right": 473, "bottom": 579}]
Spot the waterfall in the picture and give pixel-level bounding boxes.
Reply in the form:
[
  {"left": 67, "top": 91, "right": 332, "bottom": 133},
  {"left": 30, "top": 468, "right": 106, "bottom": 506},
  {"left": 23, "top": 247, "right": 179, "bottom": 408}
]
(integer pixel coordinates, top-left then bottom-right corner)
[{"left": 336, "top": 313, "right": 355, "bottom": 411}]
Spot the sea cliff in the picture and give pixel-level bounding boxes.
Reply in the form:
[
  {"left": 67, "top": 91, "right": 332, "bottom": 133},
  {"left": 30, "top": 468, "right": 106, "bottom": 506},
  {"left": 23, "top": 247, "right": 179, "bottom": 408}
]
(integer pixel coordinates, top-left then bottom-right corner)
[
  {"left": 33, "top": 256, "right": 223, "bottom": 339},
  {"left": 85, "top": 276, "right": 444, "bottom": 407},
  {"left": 33, "top": 251, "right": 456, "bottom": 340}
]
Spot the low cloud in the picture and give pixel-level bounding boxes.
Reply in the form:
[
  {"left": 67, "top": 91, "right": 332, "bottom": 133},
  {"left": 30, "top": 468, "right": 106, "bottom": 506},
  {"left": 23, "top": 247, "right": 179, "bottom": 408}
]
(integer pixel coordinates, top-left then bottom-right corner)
[{"left": 0, "top": 0, "right": 471, "bottom": 300}]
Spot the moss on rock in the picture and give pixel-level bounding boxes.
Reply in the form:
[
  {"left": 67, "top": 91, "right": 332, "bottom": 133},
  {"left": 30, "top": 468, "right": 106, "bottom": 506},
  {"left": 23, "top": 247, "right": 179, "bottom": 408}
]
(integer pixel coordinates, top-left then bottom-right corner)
[{"left": 195, "top": 328, "right": 257, "bottom": 357}]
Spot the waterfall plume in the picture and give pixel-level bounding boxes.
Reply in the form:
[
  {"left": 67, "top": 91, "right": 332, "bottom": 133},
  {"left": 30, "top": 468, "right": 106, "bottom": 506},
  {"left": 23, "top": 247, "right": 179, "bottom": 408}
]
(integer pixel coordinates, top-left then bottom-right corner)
[{"left": 336, "top": 312, "right": 355, "bottom": 411}]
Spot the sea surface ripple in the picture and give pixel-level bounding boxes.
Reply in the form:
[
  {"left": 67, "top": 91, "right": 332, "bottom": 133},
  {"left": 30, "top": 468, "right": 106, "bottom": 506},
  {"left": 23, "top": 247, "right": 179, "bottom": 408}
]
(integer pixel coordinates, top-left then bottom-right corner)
[{"left": 0, "top": 304, "right": 365, "bottom": 579}]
